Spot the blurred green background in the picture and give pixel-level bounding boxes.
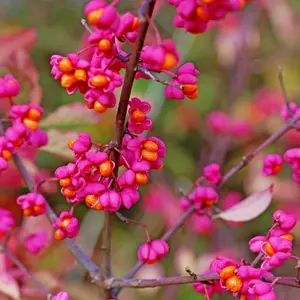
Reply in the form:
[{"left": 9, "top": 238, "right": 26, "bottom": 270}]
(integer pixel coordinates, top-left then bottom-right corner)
[{"left": 1, "top": 0, "right": 300, "bottom": 299}]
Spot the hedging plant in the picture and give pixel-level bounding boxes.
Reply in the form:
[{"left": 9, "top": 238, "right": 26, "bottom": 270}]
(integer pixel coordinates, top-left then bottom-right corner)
[{"left": 1, "top": 0, "right": 300, "bottom": 299}]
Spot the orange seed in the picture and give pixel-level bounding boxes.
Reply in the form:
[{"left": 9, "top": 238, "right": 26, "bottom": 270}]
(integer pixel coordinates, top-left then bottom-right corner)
[
  {"left": 58, "top": 58, "right": 73, "bottom": 73},
  {"left": 98, "top": 39, "right": 112, "bottom": 52},
  {"left": 161, "top": 53, "right": 177, "bottom": 70},
  {"left": 143, "top": 141, "right": 158, "bottom": 152},
  {"left": 23, "top": 118, "right": 38, "bottom": 130},
  {"left": 74, "top": 69, "right": 87, "bottom": 82},
  {"left": 61, "top": 74, "right": 77, "bottom": 88},
  {"left": 94, "top": 101, "right": 107, "bottom": 113},
  {"left": 135, "top": 172, "right": 148, "bottom": 185},
  {"left": 27, "top": 108, "right": 42, "bottom": 121},
  {"left": 2, "top": 149, "right": 12, "bottom": 161},
  {"left": 91, "top": 75, "right": 109, "bottom": 88},
  {"left": 59, "top": 178, "right": 72, "bottom": 187},
  {"left": 132, "top": 109, "right": 145, "bottom": 122},
  {"left": 99, "top": 160, "right": 113, "bottom": 177},
  {"left": 141, "top": 149, "right": 158, "bottom": 162},
  {"left": 220, "top": 266, "right": 236, "bottom": 280},
  {"left": 225, "top": 275, "right": 243, "bottom": 293},
  {"left": 87, "top": 8, "right": 104, "bottom": 25}
]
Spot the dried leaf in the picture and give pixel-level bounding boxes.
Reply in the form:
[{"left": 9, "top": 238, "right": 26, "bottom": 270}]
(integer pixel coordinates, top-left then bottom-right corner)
[
  {"left": 213, "top": 185, "right": 273, "bottom": 222},
  {"left": 0, "top": 272, "right": 20, "bottom": 300},
  {"left": 40, "top": 103, "right": 100, "bottom": 128},
  {"left": 39, "top": 129, "right": 78, "bottom": 160}
]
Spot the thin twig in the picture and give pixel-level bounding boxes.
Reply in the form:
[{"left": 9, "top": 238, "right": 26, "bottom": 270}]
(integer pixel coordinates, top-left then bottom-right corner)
[
  {"left": 0, "top": 241, "right": 51, "bottom": 296},
  {"left": 11, "top": 151, "right": 103, "bottom": 281},
  {"left": 115, "top": 212, "right": 152, "bottom": 242},
  {"left": 107, "top": 273, "right": 220, "bottom": 289},
  {"left": 136, "top": 65, "right": 183, "bottom": 88},
  {"left": 278, "top": 65, "right": 292, "bottom": 117},
  {"left": 106, "top": 273, "right": 300, "bottom": 289},
  {"left": 218, "top": 117, "right": 296, "bottom": 186},
  {"left": 81, "top": 19, "right": 93, "bottom": 34}
]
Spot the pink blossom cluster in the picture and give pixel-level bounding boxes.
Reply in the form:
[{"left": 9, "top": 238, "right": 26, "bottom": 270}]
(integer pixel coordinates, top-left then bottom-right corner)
[
  {"left": 0, "top": 74, "right": 20, "bottom": 98},
  {"left": 260, "top": 147, "right": 300, "bottom": 182},
  {"left": 0, "top": 208, "right": 15, "bottom": 238},
  {"left": 194, "top": 210, "right": 297, "bottom": 299},
  {"left": 0, "top": 75, "right": 48, "bottom": 174},
  {"left": 53, "top": 98, "right": 166, "bottom": 240},
  {"left": 281, "top": 102, "right": 300, "bottom": 123},
  {"left": 206, "top": 111, "right": 253, "bottom": 137},
  {"left": 50, "top": 1, "right": 200, "bottom": 114},
  {"left": 283, "top": 148, "right": 300, "bottom": 183},
  {"left": 261, "top": 154, "right": 283, "bottom": 177},
  {"left": 249, "top": 210, "right": 296, "bottom": 270},
  {"left": 180, "top": 185, "right": 218, "bottom": 234},
  {"left": 138, "top": 239, "right": 169, "bottom": 264},
  {"left": 16, "top": 193, "right": 47, "bottom": 217},
  {"left": 203, "top": 163, "right": 222, "bottom": 185},
  {"left": 164, "top": 62, "right": 200, "bottom": 100},
  {"left": 176, "top": 164, "right": 223, "bottom": 235},
  {"left": 24, "top": 231, "right": 49, "bottom": 254},
  {"left": 168, "top": 0, "right": 252, "bottom": 34}
]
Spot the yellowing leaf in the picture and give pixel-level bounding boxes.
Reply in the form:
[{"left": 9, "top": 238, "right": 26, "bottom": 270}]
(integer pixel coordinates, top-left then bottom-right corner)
[
  {"left": 39, "top": 129, "right": 78, "bottom": 160},
  {"left": 0, "top": 272, "right": 20, "bottom": 300},
  {"left": 40, "top": 103, "right": 100, "bottom": 128},
  {"left": 213, "top": 185, "right": 273, "bottom": 222}
]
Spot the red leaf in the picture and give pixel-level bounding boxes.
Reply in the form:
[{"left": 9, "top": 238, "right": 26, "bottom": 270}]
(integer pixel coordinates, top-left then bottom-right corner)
[
  {"left": 213, "top": 185, "right": 274, "bottom": 222},
  {"left": 0, "top": 29, "right": 36, "bottom": 64},
  {"left": 10, "top": 50, "right": 42, "bottom": 104}
]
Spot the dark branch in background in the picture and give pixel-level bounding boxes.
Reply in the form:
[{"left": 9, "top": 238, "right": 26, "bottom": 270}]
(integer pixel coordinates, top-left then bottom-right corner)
[
  {"left": 0, "top": 240, "right": 50, "bottom": 296},
  {"left": 100, "top": 0, "right": 157, "bottom": 297}
]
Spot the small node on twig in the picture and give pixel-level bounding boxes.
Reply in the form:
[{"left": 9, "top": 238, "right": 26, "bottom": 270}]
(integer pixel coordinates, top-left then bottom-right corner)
[
  {"left": 81, "top": 19, "right": 93, "bottom": 34},
  {"left": 185, "top": 266, "right": 197, "bottom": 280},
  {"left": 178, "top": 188, "right": 187, "bottom": 198},
  {"left": 278, "top": 65, "right": 292, "bottom": 117}
]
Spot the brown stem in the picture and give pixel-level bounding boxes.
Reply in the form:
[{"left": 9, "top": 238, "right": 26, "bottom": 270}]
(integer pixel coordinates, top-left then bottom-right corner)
[
  {"left": 107, "top": 273, "right": 220, "bottom": 289},
  {"left": 106, "top": 273, "right": 300, "bottom": 289},
  {"left": 99, "top": 0, "right": 157, "bottom": 296}
]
